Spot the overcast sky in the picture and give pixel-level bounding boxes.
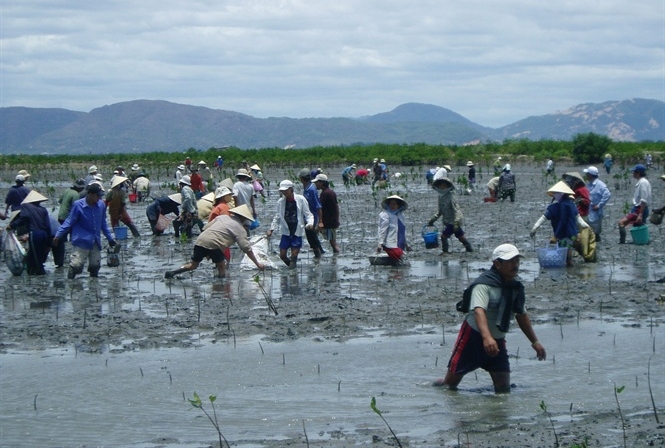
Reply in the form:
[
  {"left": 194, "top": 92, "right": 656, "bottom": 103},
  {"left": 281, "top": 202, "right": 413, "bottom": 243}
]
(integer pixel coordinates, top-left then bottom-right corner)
[{"left": 1, "top": 0, "right": 663, "bottom": 127}]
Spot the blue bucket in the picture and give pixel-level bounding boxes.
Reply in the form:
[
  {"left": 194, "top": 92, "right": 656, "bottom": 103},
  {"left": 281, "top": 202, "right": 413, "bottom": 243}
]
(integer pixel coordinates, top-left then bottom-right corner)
[
  {"left": 422, "top": 225, "right": 439, "bottom": 249},
  {"left": 113, "top": 226, "right": 128, "bottom": 240}
]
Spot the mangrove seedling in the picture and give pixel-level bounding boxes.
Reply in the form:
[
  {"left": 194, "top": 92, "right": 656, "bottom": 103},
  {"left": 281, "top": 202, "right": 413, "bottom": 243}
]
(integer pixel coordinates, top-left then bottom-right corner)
[
  {"left": 253, "top": 274, "right": 278, "bottom": 315},
  {"left": 614, "top": 384, "right": 627, "bottom": 448},
  {"left": 539, "top": 400, "right": 559, "bottom": 447},
  {"left": 370, "top": 396, "right": 403, "bottom": 448},
  {"left": 188, "top": 392, "right": 229, "bottom": 448}
]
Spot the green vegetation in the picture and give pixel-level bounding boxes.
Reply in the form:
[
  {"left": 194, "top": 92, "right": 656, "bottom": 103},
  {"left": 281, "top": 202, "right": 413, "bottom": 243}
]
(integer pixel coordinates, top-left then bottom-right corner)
[
  {"left": 188, "top": 392, "right": 229, "bottom": 448},
  {"left": 2, "top": 136, "right": 663, "bottom": 171},
  {"left": 370, "top": 396, "right": 403, "bottom": 448}
]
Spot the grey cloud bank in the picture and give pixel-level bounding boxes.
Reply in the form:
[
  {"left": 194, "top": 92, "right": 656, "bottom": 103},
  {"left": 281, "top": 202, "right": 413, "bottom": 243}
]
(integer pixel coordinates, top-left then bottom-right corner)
[{"left": 1, "top": 0, "right": 662, "bottom": 128}]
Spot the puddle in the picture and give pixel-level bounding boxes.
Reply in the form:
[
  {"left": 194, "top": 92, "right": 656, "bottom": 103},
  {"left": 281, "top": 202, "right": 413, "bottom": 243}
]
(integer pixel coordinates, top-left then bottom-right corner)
[{"left": 1, "top": 320, "right": 662, "bottom": 446}]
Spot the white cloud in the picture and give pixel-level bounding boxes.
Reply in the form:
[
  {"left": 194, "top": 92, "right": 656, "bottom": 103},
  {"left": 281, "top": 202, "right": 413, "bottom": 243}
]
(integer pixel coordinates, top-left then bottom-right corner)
[{"left": 1, "top": 0, "right": 662, "bottom": 127}]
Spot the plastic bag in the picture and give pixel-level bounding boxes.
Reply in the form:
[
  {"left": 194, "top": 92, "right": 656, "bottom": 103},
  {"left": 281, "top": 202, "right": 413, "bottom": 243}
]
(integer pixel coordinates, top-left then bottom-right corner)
[
  {"left": 240, "top": 236, "right": 276, "bottom": 270},
  {"left": 155, "top": 214, "right": 172, "bottom": 232},
  {"left": 650, "top": 210, "right": 664, "bottom": 225},
  {"left": 107, "top": 244, "right": 121, "bottom": 267},
  {"left": 2, "top": 229, "right": 26, "bottom": 276}
]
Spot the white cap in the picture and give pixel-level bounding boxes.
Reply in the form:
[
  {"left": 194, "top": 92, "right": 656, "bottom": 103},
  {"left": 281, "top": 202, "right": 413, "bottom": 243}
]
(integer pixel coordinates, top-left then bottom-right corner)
[
  {"left": 492, "top": 244, "right": 523, "bottom": 261},
  {"left": 88, "top": 165, "right": 98, "bottom": 174},
  {"left": 583, "top": 166, "right": 599, "bottom": 176},
  {"left": 314, "top": 173, "right": 328, "bottom": 182},
  {"left": 15, "top": 174, "right": 25, "bottom": 182},
  {"left": 278, "top": 180, "right": 294, "bottom": 191}
]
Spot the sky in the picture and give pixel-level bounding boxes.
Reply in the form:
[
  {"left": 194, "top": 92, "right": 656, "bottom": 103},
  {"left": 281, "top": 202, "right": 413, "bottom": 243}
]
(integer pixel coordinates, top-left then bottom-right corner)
[{"left": 1, "top": 0, "right": 663, "bottom": 128}]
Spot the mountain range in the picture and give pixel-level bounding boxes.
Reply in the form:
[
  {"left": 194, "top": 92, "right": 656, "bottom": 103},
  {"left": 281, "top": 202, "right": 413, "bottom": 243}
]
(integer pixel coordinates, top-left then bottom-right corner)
[{"left": 1, "top": 98, "right": 662, "bottom": 155}]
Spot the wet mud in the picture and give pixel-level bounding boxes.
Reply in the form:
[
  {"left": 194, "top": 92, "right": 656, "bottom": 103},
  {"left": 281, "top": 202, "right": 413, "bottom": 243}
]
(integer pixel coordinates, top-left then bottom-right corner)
[{"left": 1, "top": 161, "right": 664, "bottom": 447}]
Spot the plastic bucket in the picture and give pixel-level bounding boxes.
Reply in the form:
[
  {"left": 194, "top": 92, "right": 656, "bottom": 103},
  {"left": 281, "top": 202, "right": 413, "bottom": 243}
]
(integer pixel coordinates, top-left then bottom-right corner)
[
  {"left": 128, "top": 193, "right": 138, "bottom": 203},
  {"left": 113, "top": 226, "right": 128, "bottom": 240},
  {"left": 630, "top": 225, "right": 649, "bottom": 245},
  {"left": 421, "top": 225, "right": 439, "bottom": 249}
]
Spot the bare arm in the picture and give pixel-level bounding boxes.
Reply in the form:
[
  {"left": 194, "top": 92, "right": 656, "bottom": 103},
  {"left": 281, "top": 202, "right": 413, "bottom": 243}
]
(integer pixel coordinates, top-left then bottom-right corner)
[
  {"left": 474, "top": 307, "right": 499, "bottom": 357},
  {"left": 515, "top": 313, "right": 546, "bottom": 360},
  {"left": 245, "top": 249, "right": 265, "bottom": 270}
]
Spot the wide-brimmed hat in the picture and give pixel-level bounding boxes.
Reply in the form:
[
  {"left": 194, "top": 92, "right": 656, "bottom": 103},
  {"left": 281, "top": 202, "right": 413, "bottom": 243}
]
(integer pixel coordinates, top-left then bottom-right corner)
[
  {"left": 179, "top": 175, "right": 191, "bottom": 186},
  {"left": 351, "top": 164, "right": 357, "bottom": 169},
  {"left": 73, "top": 179, "right": 86, "bottom": 188},
  {"left": 220, "top": 178, "right": 235, "bottom": 189},
  {"left": 278, "top": 180, "right": 294, "bottom": 191},
  {"left": 18, "top": 169, "right": 31, "bottom": 179},
  {"left": 381, "top": 195, "right": 408, "bottom": 211},
  {"left": 298, "top": 168, "right": 311, "bottom": 179},
  {"left": 605, "top": 154, "right": 612, "bottom": 159},
  {"left": 314, "top": 173, "right": 328, "bottom": 182},
  {"left": 562, "top": 172, "right": 584, "bottom": 183},
  {"left": 229, "top": 204, "right": 254, "bottom": 221},
  {"left": 442, "top": 164, "right": 452, "bottom": 172},
  {"left": 503, "top": 164, "right": 511, "bottom": 171},
  {"left": 492, "top": 244, "right": 523, "bottom": 261},
  {"left": 9, "top": 210, "right": 21, "bottom": 224},
  {"left": 380, "top": 158, "right": 386, "bottom": 163},
  {"left": 236, "top": 168, "right": 251, "bottom": 179},
  {"left": 433, "top": 177, "right": 454, "bottom": 188},
  {"left": 373, "top": 158, "right": 379, "bottom": 163},
  {"left": 111, "top": 176, "right": 128, "bottom": 189},
  {"left": 547, "top": 181, "right": 575, "bottom": 197},
  {"left": 131, "top": 163, "right": 140, "bottom": 171},
  {"left": 177, "top": 164, "right": 185, "bottom": 170},
  {"left": 250, "top": 164, "right": 261, "bottom": 171},
  {"left": 583, "top": 166, "right": 599, "bottom": 176},
  {"left": 115, "top": 166, "right": 125, "bottom": 172},
  {"left": 466, "top": 161, "right": 474, "bottom": 166},
  {"left": 214, "top": 186, "right": 232, "bottom": 199},
  {"left": 198, "top": 160, "right": 207, "bottom": 166},
  {"left": 21, "top": 190, "right": 48, "bottom": 204},
  {"left": 167, "top": 193, "right": 182, "bottom": 205},
  {"left": 200, "top": 192, "right": 215, "bottom": 203},
  {"left": 631, "top": 164, "right": 646, "bottom": 174},
  {"left": 88, "top": 165, "right": 98, "bottom": 174}
]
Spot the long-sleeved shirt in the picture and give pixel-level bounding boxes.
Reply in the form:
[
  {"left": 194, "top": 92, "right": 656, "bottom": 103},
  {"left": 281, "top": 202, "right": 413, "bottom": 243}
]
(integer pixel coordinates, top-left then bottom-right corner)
[
  {"left": 378, "top": 208, "right": 407, "bottom": 249},
  {"left": 55, "top": 197, "right": 114, "bottom": 250},
  {"left": 5, "top": 185, "right": 30, "bottom": 213},
  {"left": 195, "top": 215, "right": 251, "bottom": 253},
  {"left": 586, "top": 178, "right": 611, "bottom": 223},
  {"left": 180, "top": 186, "right": 197, "bottom": 214},
  {"left": 429, "top": 187, "right": 463, "bottom": 226},
  {"left": 58, "top": 188, "right": 81, "bottom": 221},
  {"left": 302, "top": 182, "right": 322, "bottom": 225},
  {"left": 146, "top": 196, "right": 179, "bottom": 221},
  {"left": 270, "top": 194, "right": 313, "bottom": 237}
]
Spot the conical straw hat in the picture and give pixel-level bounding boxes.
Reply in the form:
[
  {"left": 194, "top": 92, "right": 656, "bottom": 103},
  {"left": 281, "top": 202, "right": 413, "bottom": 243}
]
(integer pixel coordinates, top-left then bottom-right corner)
[
  {"left": 547, "top": 181, "right": 575, "bottom": 197},
  {"left": 21, "top": 190, "right": 48, "bottom": 204},
  {"left": 229, "top": 204, "right": 254, "bottom": 221},
  {"left": 167, "top": 193, "right": 182, "bottom": 205},
  {"left": 111, "top": 176, "right": 128, "bottom": 189},
  {"left": 381, "top": 195, "right": 408, "bottom": 211},
  {"left": 200, "top": 192, "right": 215, "bottom": 202}
]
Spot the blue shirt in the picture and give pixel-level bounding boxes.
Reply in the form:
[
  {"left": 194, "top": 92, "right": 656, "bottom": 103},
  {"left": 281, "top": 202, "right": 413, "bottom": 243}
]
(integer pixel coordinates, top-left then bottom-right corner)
[
  {"left": 5, "top": 185, "right": 30, "bottom": 212},
  {"left": 544, "top": 198, "right": 579, "bottom": 240},
  {"left": 55, "top": 197, "right": 114, "bottom": 249},
  {"left": 302, "top": 183, "right": 321, "bottom": 225}
]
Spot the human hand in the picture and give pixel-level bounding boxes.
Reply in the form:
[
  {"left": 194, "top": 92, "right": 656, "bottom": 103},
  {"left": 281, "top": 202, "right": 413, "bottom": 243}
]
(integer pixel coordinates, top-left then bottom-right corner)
[
  {"left": 257, "top": 263, "right": 266, "bottom": 270},
  {"left": 109, "top": 240, "right": 117, "bottom": 247},
  {"left": 529, "top": 229, "right": 537, "bottom": 238},
  {"left": 532, "top": 341, "right": 546, "bottom": 361},
  {"left": 52, "top": 237, "right": 59, "bottom": 247},
  {"left": 266, "top": 230, "right": 273, "bottom": 237},
  {"left": 405, "top": 245, "right": 412, "bottom": 252},
  {"left": 482, "top": 337, "right": 499, "bottom": 357},
  {"left": 377, "top": 245, "right": 383, "bottom": 253},
  {"left": 427, "top": 219, "right": 435, "bottom": 227},
  {"left": 305, "top": 224, "right": 313, "bottom": 230}
]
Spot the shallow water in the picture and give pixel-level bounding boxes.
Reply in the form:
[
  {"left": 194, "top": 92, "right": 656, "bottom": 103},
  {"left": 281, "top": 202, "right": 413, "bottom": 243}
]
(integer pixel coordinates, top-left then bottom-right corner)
[{"left": 1, "top": 321, "right": 662, "bottom": 447}]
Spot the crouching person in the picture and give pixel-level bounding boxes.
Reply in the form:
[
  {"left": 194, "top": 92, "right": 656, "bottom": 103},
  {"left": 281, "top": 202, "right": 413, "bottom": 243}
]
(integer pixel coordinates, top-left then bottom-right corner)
[
  {"left": 164, "top": 204, "right": 265, "bottom": 279},
  {"left": 53, "top": 183, "right": 117, "bottom": 279}
]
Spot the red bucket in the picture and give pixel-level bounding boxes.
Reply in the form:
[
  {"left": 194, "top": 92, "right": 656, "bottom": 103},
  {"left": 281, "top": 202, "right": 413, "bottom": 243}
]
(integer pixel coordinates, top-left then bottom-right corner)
[{"left": 128, "top": 193, "right": 138, "bottom": 203}]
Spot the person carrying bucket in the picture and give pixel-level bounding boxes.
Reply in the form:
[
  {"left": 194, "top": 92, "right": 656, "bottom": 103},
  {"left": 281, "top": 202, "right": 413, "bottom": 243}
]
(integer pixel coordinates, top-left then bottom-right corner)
[
  {"left": 107, "top": 176, "right": 140, "bottom": 238},
  {"left": 529, "top": 181, "right": 590, "bottom": 267},
  {"left": 618, "top": 164, "right": 651, "bottom": 244},
  {"left": 426, "top": 177, "right": 473, "bottom": 254}
]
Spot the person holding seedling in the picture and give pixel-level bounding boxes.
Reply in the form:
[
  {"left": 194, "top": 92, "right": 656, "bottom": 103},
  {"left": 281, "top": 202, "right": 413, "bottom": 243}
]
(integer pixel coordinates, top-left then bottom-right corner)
[
  {"left": 164, "top": 204, "right": 265, "bottom": 279},
  {"left": 266, "top": 180, "right": 314, "bottom": 269},
  {"left": 173, "top": 175, "right": 202, "bottom": 238},
  {"left": 433, "top": 244, "right": 546, "bottom": 393},
  {"left": 377, "top": 195, "right": 411, "bottom": 262},
  {"left": 146, "top": 193, "right": 181, "bottom": 236},
  {"left": 341, "top": 164, "right": 356, "bottom": 187},
  {"left": 427, "top": 177, "right": 473, "bottom": 254}
]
